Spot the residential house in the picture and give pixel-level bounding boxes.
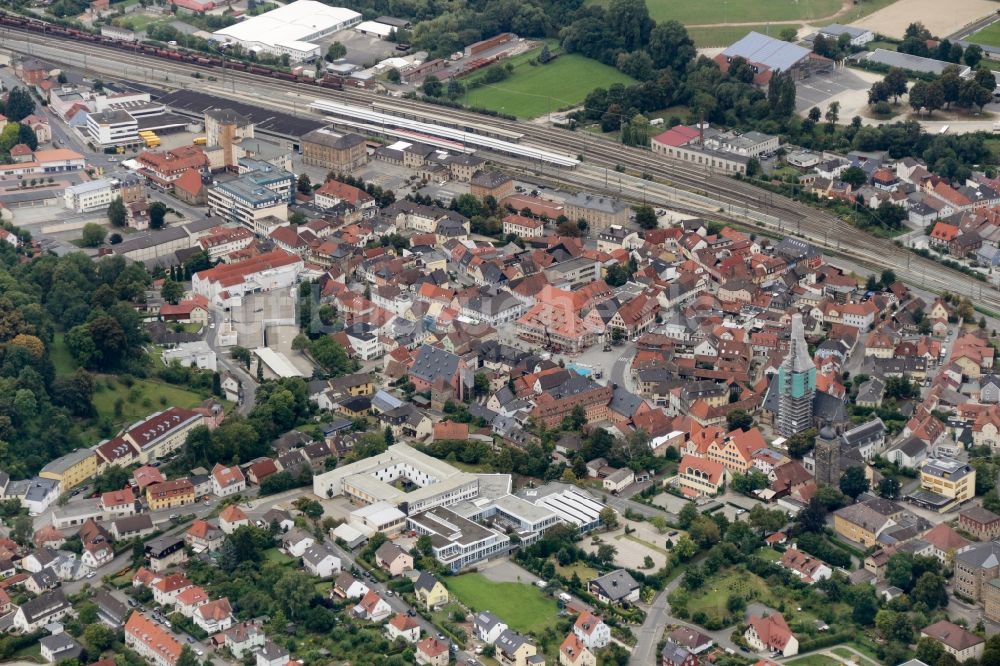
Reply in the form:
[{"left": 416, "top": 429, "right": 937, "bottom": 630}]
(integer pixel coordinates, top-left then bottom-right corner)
[
  {"left": 414, "top": 571, "right": 449, "bottom": 611},
  {"left": 375, "top": 542, "right": 414, "bottom": 576},
  {"left": 302, "top": 542, "right": 342, "bottom": 578},
  {"left": 561, "top": 633, "right": 596, "bottom": 666},
  {"left": 417, "top": 637, "right": 450, "bottom": 666},
  {"left": 474, "top": 610, "right": 509, "bottom": 645},
  {"left": 386, "top": 613, "right": 422, "bottom": 643},
  {"left": 354, "top": 590, "right": 392, "bottom": 622},
  {"left": 588, "top": 569, "right": 640, "bottom": 605},
  {"left": 744, "top": 613, "right": 798, "bottom": 657},
  {"left": 574, "top": 611, "right": 611, "bottom": 650},
  {"left": 921, "top": 621, "right": 985, "bottom": 661}
]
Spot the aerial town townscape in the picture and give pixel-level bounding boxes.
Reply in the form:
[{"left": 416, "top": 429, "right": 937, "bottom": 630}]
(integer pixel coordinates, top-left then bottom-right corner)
[{"left": 10, "top": 0, "right": 1000, "bottom": 665}]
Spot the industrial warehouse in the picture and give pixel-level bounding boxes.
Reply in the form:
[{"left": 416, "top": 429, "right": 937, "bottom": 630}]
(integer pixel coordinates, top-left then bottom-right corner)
[{"left": 211, "top": 0, "right": 362, "bottom": 62}]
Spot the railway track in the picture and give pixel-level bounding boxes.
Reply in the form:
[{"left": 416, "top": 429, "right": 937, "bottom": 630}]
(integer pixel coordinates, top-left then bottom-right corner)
[{"left": 4, "top": 27, "right": 999, "bottom": 310}]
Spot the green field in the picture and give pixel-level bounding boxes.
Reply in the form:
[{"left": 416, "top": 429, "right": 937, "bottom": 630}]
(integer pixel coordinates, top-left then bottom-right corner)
[
  {"left": 445, "top": 574, "right": 560, "bottom": 633},
  {"left": 686, "top": 570, "right": 776, "bottom": 621},
  {"left": 686, "top": 25, "right": 790, "bottom": 47},
  {"left": 50, "top": 333, "right": 75, "bottom": 377},
  {"left": 554, "top": 560, "right": 599, "bottom": 580},
  {"left": 462, "top": 52, "right": 635, "bottom": 118},
  {"left": 91, "top": 375, "right": 207, "bottom": 428},
  {"left": 588, "top": 0, "right": 839, "bottom": 25},
  {"left": 968, "top": 21, "right": 1000, "bottom": 48},
  {"left": 263, "top": 548, "right": 295, "bottom": 565},
  {"left": 787, "top": 656, "right": 842, "bottom": 666}
]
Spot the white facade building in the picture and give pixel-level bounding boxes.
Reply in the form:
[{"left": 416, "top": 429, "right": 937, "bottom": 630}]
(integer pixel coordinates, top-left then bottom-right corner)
[{"left": 64, "top": 178, "right": 119, "bottom": 213}]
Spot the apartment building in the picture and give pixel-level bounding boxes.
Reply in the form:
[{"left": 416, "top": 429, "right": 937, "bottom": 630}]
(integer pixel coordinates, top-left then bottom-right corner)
[
  {"left": 301, "top": 128, "right": 367, "bottom": 172},
  {"left": 920, "top": 459, "right": 976, "bottom": 501},
  {"left": 954, "top": 541, "right": 1000, "bottom": 601},
  {"left": 39, "top": 448, "right": 97, "bottom": 493},
  {"left": 125, "top": 612, "right": 182, "bottom": 666},
  {"left": 146, "top": 479, "right": 196, "bottom": 511},
  {"left": 207, "top": 169, "right": 292, "bottom": 235},
  {"left": 561, "top": 193, "right": 630, "bottom": 232}
]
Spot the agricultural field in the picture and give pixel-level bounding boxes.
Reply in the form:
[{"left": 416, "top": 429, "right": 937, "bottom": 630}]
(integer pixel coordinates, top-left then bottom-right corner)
[
  {"left": 686, "top": 25, "right": 786, "bottom": 48},
  {"left": 445, "top": 573, "right": 560, "bottom": 633},
  {"left": 587, "top": 0, "right": 840, "bottom": 26},
  {"left": 461, "top": 51, "right": 635, "bottom": 118}
]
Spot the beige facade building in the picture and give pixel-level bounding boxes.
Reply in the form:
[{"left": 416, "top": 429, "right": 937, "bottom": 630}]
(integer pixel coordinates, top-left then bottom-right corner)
[
  {"left": 562, "top": 192, "right": 629, "bottom": 232},
  {"left": 301, "top": 128, "right": 367, "bottom": 173}
]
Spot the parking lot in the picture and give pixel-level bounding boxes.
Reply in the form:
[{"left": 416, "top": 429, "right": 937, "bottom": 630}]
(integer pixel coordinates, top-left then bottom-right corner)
[
  {"left": 794, "top": 67, "right": 877, "bottom": 114},
  {"left": 326, "top": 29, "right": 404, "bottom": 68}
]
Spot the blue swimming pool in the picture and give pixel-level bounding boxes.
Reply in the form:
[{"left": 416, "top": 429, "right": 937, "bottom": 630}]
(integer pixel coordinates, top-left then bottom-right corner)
[{"left": 566, "top": 363, "right": 592, "bottom": 377}]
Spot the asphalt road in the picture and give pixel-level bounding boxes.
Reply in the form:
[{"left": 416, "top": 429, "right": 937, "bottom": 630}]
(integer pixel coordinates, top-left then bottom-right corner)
[{"left": 206, "top": 311, "right": 258, "bottom": 414}]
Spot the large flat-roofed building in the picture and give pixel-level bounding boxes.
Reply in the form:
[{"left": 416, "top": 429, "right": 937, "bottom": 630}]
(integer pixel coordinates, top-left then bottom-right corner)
[
  {"left": 714, "top": 31, "right": 826, "bottom": 85},
  {"left": 864, "top": 49, "right": 970, "bottom": 78},
  {"left": 652, "top": 125, "right": 752, "bottom": 175},
  {"left": 191, "top": 249, "right": 304, "bottom": 307},
  {"left": 211, "top": 0, "right": 361, "bottom": 62},
  {"left": 407, "top": 506, "right": 510, "bottom": 572},
  {"left": 87, "top": 109, "right": 139, "bottom": 147},
  {"left": 312, "top": 443, "right": 478, "bottom": 513},
  {"left": 207, "top": 166, "right": 293, "bottom": 235},
  {"left": 301, "top": 128, "right": 368, "bottom": 172}
]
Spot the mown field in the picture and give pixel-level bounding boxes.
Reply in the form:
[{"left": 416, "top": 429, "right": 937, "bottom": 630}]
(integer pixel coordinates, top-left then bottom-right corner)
[
  {"left": 462, "top": 50, "right": 635, "bottom": 118},
  {"left": 587, "top": 0, "right": 840, "bottom": 26},
  {"left": 968, "top": 20, "right": 1000, "bottom": 47},
  {"left": 445, "top": 574, "right": 560, "bottom": 633}
]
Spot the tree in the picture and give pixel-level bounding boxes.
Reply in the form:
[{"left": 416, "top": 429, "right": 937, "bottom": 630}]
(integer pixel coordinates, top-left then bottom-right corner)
[
  {"left": 4, "top": 87, "right": 34, "bottom": 121},
  {"left": 81, "top": 223, "right": 107, "bottom": 247},
  {"left": 83, "top": 623, "right": 116, "bottom": 652},
  {"left": 600, "top": 506, "right": 619, "bottom": 529},
  {"left": 297, "top": 173, "right": 312, "bottom": 195},
  {"left": 878, "top": 476, "right": 901, "bottom": 499},
  {"left": 635, "top": 204, "right": 657, "bottom": 229},
  {"left": 916, "top": 637, "right": 946, "bottom": 665},
  {"left": 539, "top": 44, "right": 552, "bottom": 64},
  {"left": 839, "top": 466, "right": 870, "bottom": 500},
  {"left": 473, "top": 372, "right": 490, "bottom": 398},
  {"left": 868, "top": 81, "right": 890, "bottom": 105},
  {"left": 11, "top": 515, "right": 31, "bottom": 546},
  {"left": 779, "top": 26, "right": 798, "bottom": 42},
  {"left": 874, "top": 199, "right": 907, "bottom": 229},
  {"left": 176, "top": 645, "right": 200, "bottom": 666},
  {"left": 841, "top": 166, "right": 867, "bottom": 189},
  {"left": 749, "top": 505, "right": 788, "bottom": 534},
  {"left": 880, "top": 268, "right": 896, "bottom": 288},
  {"left": 107, "top": 196, "right": 127, "bottom": 228},
  {"left": 851, "top": 589, "right": 879, "bottom": 626},
  {"left": 678, "top": 502, "right": 699, "bottom": 529},
  {"left": 883, "top": 68, "right": 908, "bottom": 103},
  {"left": 386, "top": 67, "right": 401, "bottom": 83},
  {"left": 965, "top": 43, "right": 984, "bottom": 68},
  {"left": 909, "top": 80, "right": 929, "bottom": 114},
  {"left": 608, "top": 0, "right": 653, "bottom": 51},
  {"left": 596, "top": 543, "right": 617, "bottom": 563},
  {"left": 446, "top": 79, "right": 465, "bottom": 100},
  {"left": 912, "top": 571, "right": 948, "bottom": 608},
  {"left": 731, "top": 469, "right": 769, "bottom": 494},
  {"left": 416, "top": 534, "right": 433, "bottom": 556},
  {"left": 95, "top": 464, "right": 129, "bottom": 493},
  {"left": 325, "top": 41, "right": 346, "bottom": 62},
  {"left": 149, "top": 201, "right": 167, "bottom": 230},
  {"left": 422, "top": 75, "right": 443, "bottom": 97},
  {"left": 383, "top": 425, "right": 395, "bottom": 448},
  {"left": 161, "top": 279, "right": 183, "bottom": 305},
  {"left": 796, "top": 497, "right": 827, "bottom": 533},
  {"left": 309, "top": 336, "right": 354, "bottom": 377},
  {"left": 648, "top": 20, "right": 695, "bottom": 73},
  {"left": 726, "top": 409, "right": 753, "bottom": 432}
]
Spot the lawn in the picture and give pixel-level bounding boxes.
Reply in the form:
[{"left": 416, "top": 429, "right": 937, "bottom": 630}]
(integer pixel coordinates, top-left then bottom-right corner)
[
  {"left": 91, "top": 375, "right": 208, "bottom": 429},
  {"left": 263, "top": 548, "right": 295, "bottom": 565},
  {"left": 445, "top": 573, "right": 560, "bottom": 634},
  {"left": 686, "top": 570, "right": 776, "bottom": 621},
  {"left": 832, "top": 647, "right": 879, "bottom": 666},
  {"left": 756, "top": 547, "right": 782, "bottom": 562},
  {"left": 968, "top": 20, "right": 1000, "bottom": 48},
  {"left": 554, "top": 560, "right": 599, "bottom": 580},
  {"left": 461, "top": 52, "right": 635, "bottom": 118},
  {"left": 50, "top": 333, "right": 75, "bottom": 377},
  {"left": 787, "top": 656, "right": 842, "bottom": 666}
]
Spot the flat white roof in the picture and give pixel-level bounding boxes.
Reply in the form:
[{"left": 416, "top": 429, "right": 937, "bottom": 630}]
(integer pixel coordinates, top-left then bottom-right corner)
[
  {"left": 213, "top": 0, "right": 360, "bottom": 48},
  {"left": 253, "top": 347, "right": 304, "bottom": 378},
  {"left": 355, "top": 20, "right": 395, "bottom": 37},
  {"left": 350, "top": 501, "right": 406, "bottom": 525}
]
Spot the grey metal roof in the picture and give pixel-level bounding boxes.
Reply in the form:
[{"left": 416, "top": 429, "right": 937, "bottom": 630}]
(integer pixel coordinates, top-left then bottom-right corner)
[
  {"left": 866, "top": 49, "right": 969, "bottom": 77},
  {"left": 723, "top": 31, "right": 811, "bottom": 72}
]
